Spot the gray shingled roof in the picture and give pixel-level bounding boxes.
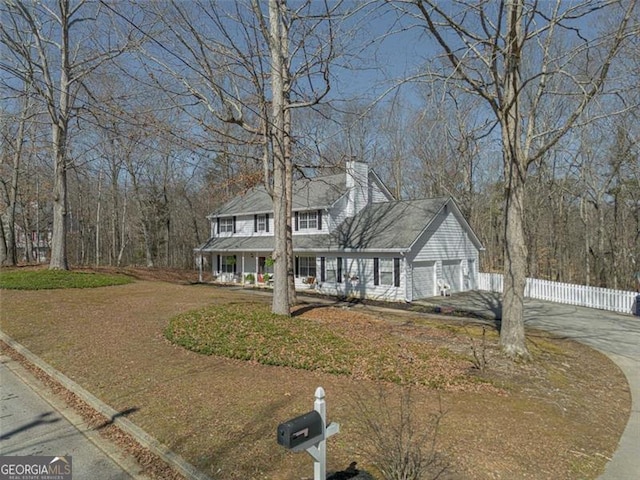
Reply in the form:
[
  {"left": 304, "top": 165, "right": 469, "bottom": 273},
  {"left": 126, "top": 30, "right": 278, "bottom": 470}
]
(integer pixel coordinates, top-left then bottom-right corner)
[
  {"left": 212, "top": 174, "right": 346, "bottom": 216},
  {"left": 197, "top": 197, "right": 452, "bottom": 253},
  {"left": 331, "top": 197, "right": 449, "bottom": 250},
  {"left": 196, "top": 234, "right": 331, "bottom": 252}
]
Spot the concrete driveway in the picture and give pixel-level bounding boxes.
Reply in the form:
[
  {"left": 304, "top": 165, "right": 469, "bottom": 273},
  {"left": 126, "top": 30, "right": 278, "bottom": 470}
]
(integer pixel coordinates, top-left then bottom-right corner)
[{"left": 418, "top": 291, "right": 639, "bottom": 480}]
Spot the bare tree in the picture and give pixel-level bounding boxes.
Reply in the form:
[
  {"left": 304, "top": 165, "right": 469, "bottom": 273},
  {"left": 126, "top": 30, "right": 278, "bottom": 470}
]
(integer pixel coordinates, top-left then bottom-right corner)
[
  {"left": 128, "top": 0, "right": 338, "bottom": 314},
  {"left": 0, "top": 81, "right": 33, "bottom": 265},
  {"left": 0, "top": 0, "right": 131, "bottom": 270},
  {"left": 395, "top": 0, "right": 638, "bottom": 359}
]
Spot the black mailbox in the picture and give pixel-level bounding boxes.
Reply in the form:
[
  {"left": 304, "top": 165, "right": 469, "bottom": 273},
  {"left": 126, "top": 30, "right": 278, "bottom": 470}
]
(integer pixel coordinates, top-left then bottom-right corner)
[{"left": 277, "top": 410, "right": 323, "bottom": 450}]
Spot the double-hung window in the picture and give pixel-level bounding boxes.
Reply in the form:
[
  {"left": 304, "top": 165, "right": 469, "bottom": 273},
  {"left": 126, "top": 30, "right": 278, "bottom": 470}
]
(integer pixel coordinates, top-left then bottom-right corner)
[
  {"left": 254, "top": 214, "right": 269, "bottom": 233},
  {"left": 379, "top": 258, "right": 393, "bottom": 285},
  {"left": 296, "top": 256, "right": 317, "bottom": 278},
  {"left": 219, "top": 217, "right": 234, "bottom": 233},
  {"left": 325, "top": 257, "right": 337, "bottom": 283},
  {"left": 298, "top": 211, "right": 317, "bottom": 230},
  {"left": 257, "top": 214, "right": 266, "bottom": 232},
  {"left": 374, "top": 257, "right": 401, "bottom": 287}
]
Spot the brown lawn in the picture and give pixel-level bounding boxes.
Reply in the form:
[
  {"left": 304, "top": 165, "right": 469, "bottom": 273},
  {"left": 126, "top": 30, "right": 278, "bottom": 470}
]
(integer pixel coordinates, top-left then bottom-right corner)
[{"left": 0, "top": 268, "right": 631, "bottom": 480}]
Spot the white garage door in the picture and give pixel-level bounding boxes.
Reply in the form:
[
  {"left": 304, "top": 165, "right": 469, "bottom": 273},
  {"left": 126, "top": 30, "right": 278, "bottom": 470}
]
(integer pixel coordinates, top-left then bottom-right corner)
[
  {"left": 412, "top": 261, "right": 436, "bottom": 299},
  {"left": 442, "top": 260, "right": 462, "bottom": 292}
]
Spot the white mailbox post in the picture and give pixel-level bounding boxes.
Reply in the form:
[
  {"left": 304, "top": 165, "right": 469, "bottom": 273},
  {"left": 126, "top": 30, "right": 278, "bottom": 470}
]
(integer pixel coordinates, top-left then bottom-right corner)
[{"left": 277, "top": 386, "right": 340, "bottom": 480}]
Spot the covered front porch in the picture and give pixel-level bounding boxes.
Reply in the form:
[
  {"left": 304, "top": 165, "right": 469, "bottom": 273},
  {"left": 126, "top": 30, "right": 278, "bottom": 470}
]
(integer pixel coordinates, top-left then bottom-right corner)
[{"left": 196, "top": 250, "right": 274, "bottom": 285}]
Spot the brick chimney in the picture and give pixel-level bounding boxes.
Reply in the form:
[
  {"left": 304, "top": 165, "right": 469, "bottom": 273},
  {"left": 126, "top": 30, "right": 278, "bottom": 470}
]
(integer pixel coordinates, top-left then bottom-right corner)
[{"left": 346, "top": 161, "right": 369, "bottom": 217}]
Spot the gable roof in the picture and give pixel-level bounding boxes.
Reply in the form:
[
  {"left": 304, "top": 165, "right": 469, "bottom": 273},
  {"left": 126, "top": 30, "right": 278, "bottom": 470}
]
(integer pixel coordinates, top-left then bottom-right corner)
[
  {"left": 210, "top": 174, "right": 346, "bottom": 217},
  {"left": 198, "top": 196, "right": 483, "bottom": 253},
  {"left": 331, "top": 197, "right": 449, "bottom": 251}
]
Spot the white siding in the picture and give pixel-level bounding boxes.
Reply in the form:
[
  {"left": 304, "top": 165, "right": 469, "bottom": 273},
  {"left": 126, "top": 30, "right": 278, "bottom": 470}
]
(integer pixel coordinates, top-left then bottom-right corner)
[
  {"left": 329, "top": 195, "right": 349, "bottom": 230},
  {"left": 315, "top": 253, "right": 406, "bottom": 302},
  {"left": 411, "top": 211, "right": 478, "bottom": 262},
  {"left": 369, "top": 176, "right": 392, "bottom": 203},
  {"left": 211, "top": 214, "right": 272, "bottom": 238},
  {"left": 408, "top": 209, "right": 480, "bottom": 296}
]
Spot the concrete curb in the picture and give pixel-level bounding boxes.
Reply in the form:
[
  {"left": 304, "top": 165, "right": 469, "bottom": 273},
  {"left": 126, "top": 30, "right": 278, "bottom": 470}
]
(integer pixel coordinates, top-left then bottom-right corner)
[
  {"left": 0, "top": 331, "right": 213, "bottom": 480},
  {"left": 1, "top": 352, "right": 150, "bottom": 479}
]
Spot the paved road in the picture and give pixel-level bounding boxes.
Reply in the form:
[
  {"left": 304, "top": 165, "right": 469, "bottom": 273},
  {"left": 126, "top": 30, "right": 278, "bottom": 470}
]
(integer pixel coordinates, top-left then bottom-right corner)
[
  {"left": 0, "top": 355, "right": 144, "bottom": 480},
  {"left": 420, "top": 292, "right": 640, "bottom": 480}
]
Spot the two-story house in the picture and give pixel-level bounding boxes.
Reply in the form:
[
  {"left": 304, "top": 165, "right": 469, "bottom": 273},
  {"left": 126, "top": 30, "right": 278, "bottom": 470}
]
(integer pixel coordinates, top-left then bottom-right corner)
[{"left": 195, "top": 161, "right": 484, "bottom": 302}]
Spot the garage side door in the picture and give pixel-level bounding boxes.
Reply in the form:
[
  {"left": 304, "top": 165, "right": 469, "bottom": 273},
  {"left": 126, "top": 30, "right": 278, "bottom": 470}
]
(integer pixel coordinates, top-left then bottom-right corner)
[
  {"left": 412, "top": 261, "right": 436, "bottom": 299},
  {"left": 442, "top": 260, "right": 462, "bottom": 292}
]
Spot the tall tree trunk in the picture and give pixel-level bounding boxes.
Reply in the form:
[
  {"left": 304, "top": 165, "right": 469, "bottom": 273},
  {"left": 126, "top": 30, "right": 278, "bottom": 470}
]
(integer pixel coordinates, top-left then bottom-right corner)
[
  {"left": 283, "top": 29, "right": 296, "bottom": 304},
  {"left": 49, "top": 1, "right": 71, "bottom": 270},
  {"left": 96, "top": 169, "right": 102, "bottom": 266},
  {"left": 269, "top": 0, "right": 290, "bottom": 315},
  {"left": 49, "top": 122, "right": 69, "bottom": 270},
  {"left": 5, "top": 87, "right": 30, "bottom": 266},
  {"left": 501, "top": 151, "right": 529, "bottom": 359},
  {"left": 0, "top": 216, "right": 7, "bottom": 265},
  {"left": 499, "top": 0, "right": 530, "bottom": 360}
]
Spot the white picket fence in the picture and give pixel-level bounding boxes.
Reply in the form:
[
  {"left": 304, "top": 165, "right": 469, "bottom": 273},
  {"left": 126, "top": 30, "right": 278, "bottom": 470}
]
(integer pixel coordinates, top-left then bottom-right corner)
[{"left": 477, "top": 272, "right": 639, "bottom": 315}]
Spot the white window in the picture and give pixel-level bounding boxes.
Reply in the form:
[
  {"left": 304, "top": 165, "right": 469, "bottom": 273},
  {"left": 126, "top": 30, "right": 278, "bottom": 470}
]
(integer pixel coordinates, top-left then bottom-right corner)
[
  {"left": 257, "top": 214, "right": 267, "bottom": 232},
  {"left": 325, "top": 257, "right": 337, "bottom": 283},
  {"left": 297, "top": 256, "right": 317, "bottom": 278},
  {"left": 298, "top": 211, "right": 317, "bottom": 230},
  {"left": 219, "top": 218, "right": 233, "bottom": 233},
  {"left": 379, "top": 258, "right": 393, "bottom": 285}
]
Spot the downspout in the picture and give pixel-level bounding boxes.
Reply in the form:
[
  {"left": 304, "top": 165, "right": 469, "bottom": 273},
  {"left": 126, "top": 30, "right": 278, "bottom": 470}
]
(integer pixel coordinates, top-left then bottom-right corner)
[{"left": 198, "top": 248, "right": 203, "bottom": 283}]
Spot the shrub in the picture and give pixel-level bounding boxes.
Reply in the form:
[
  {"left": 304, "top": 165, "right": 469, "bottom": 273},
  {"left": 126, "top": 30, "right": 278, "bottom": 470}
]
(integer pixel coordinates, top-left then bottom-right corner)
[{"left": 351, "top": 388, "right": 449, "bottom": 480}]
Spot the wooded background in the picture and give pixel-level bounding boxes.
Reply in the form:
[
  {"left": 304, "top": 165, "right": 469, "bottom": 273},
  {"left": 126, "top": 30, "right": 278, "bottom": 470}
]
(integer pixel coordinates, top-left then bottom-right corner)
[{"left": 2, "top": 0, "right": 639, "bottom": 291}]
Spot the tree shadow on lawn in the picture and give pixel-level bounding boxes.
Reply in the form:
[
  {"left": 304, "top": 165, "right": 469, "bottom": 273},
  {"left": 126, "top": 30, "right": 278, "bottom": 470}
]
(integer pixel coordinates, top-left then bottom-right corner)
[{"left": 182, "top": 394, "right": 294, "bottom": 478}]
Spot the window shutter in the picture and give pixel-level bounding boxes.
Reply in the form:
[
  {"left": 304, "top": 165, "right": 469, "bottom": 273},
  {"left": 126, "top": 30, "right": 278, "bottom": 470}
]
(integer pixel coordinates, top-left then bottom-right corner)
[
  {"left": 374, "top": 258, "right": 380, "bottom": 286},
  {"left": 217, "top": 254, "right": 221, "bottom": 272},
  {"left": 266, "top": 213, "right": 269, "bottom": 232},
  {"left": 216, "top": 218, "right": 220, "bottom": 234},
  {"left": 254, "top": 215, "right": 258, "bottom": 232},
  {"left": 233, "top": 255, "right": 237, "bottom": 274},
  {"left": 295, "top": 256, "right": 299, "bottom": 277},
  {"left": 337, "top": 257, "right": 343, "bottom": 283},
  {"left": 233, "top": 216, "right": 237, "bottom": 233},
  {"left": 295, "top": 212, "right": 299, "bottom": 231},
  {"left": 320, "top": 257, "right": 326, "bottom": 282},
  {"left": 394, "top": 258, "right": 400, "bottom": 287},
  {"left": 317, "top": 210, "right": 322, "bottom": 230}
]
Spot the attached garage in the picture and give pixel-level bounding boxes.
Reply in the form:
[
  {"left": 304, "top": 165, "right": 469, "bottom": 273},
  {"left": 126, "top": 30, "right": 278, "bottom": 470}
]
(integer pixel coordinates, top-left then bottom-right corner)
[
  {"left": 442, "top": 259, "right": 462, "bottom": 293},
  {"left": 412, "top": 261, "right": 436, "bottom": 299}
]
